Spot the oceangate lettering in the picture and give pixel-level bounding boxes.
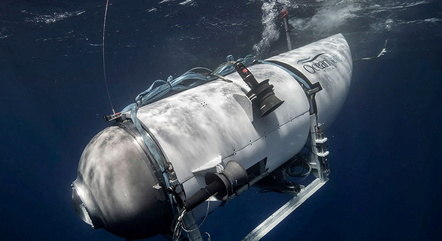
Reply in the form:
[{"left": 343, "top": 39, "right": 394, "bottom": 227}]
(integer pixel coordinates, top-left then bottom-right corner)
[
  {"left": 303, "top": 64, "right": 318, "bottom": 73},
  {"left": 302, "top": 54, "right": 340, "bottom": 74}
]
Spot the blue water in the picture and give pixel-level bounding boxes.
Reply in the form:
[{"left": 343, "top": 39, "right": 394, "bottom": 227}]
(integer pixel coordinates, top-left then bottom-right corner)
[{"left": 1, "top": 0, "right": 441, "bottom": 240}]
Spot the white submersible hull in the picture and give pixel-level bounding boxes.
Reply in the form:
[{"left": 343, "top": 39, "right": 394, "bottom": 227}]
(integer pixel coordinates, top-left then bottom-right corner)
[{"left": 72, "top": 34, "right": 352, "bottom": 240}]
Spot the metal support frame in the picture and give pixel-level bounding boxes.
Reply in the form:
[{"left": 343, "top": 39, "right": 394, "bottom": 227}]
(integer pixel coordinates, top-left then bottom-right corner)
[
  {"left": 242, "top": 178, "right": 326, "bottom": 241},
  {"left": 241, "top": 113, "right": 330, "bottom": 241},
  {"left": 183, "top": 212, "right": 204, "bottom": 241},
  {"left": 309, "top": 115, "right": 330, "bottom": 182},
  {"left": 240, "top": 71, "right": 330, "bottom": 240}
]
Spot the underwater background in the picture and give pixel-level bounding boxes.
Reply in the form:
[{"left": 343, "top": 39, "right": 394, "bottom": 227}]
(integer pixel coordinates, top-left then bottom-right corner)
[{"left": 1, "top": 0, "right": 441, "bottom": 240}]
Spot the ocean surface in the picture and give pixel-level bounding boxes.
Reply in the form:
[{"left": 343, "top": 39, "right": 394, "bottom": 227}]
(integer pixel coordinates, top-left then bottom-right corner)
[{"left": 1, "top": 0, "right": 441, "bottom": 240}]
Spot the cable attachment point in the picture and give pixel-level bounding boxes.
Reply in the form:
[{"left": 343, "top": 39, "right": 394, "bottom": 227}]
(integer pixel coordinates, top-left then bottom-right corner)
[{"left": 104, "top": 112, "right": 126, "bottom": 122}]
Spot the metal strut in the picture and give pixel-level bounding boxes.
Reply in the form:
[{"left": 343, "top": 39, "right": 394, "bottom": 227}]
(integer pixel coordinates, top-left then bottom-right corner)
[
  {"left": 241, "top": 121, "right": 330, "bottom": 241},
  {"left": 242, "top": 179, "right": 326, "bottom": 241},
  {"left": 242, "top": 72, "right": 330, "bottom": 241}
]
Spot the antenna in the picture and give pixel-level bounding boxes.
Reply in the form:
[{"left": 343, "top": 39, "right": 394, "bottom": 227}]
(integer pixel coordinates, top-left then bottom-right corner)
[
  {"left": 280, "top": 9, "right": 292, "bottom": 51},
  {"left": 102, "top": 0, "right": 116, "bottom": 114}
]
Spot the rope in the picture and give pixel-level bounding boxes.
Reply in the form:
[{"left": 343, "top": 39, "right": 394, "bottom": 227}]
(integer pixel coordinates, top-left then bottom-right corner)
[
  {"left": 205, "top": 232, "right": 212, "bottom": 241},
  {"left": 182, "top": 200, "right": 211, "bottom": 233},
  {"left": 172, "top": 201, "right": 211, "bottom": 241},
  {"left": 102, "top": 0, "right": 115, "bottom": 114},
  {"left": 121, "top": 55, "right": 256, "bottom": 113},
  {"left": 172, "top": 209, "right": 187, "bottom": 241}
]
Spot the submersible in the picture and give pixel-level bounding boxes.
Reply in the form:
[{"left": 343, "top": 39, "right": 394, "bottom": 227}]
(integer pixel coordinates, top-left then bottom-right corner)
[{"left": 71, "top": 34, "right": 352, "bottom": 240}]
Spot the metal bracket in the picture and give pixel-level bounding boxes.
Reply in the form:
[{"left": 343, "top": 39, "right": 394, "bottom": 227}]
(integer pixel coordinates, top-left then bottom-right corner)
[
  {"left": 192, "top": 156, "right": 223, "bottom": 176},
  {"left": 309, "top": 115, "right": 330, "bottom": 181}
]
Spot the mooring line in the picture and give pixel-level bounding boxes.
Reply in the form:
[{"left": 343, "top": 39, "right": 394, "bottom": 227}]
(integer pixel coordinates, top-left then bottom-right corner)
[{"left": 102, "top": 0, "right": 115, "bottom": 114}]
